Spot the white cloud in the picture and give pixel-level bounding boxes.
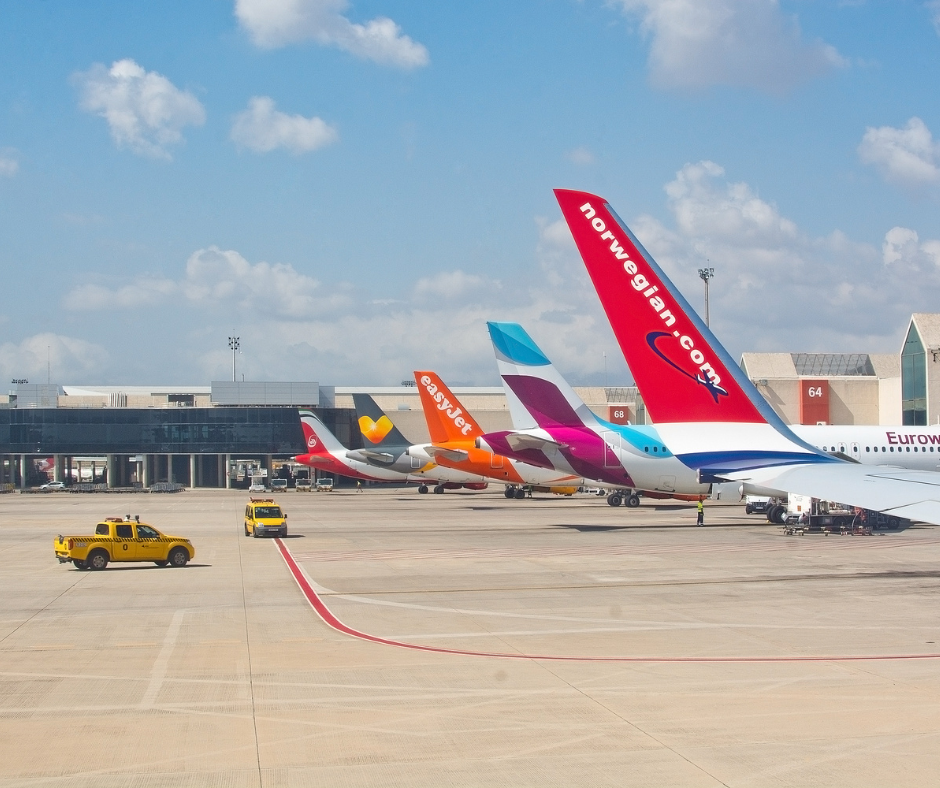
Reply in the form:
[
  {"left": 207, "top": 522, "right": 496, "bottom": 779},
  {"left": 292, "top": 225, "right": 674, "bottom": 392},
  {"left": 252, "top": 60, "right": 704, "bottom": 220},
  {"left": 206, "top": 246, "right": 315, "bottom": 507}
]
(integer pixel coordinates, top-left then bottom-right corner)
[
  {"left": 858, "top": 117, "right": 940, "bottom": 187},
  {"left": 63, "top": 278, "right": 177, "bottom": 311},
  {"left": 883, "top": 226, "right": 940, "bottom": 274},
  {"left": 413, "top": 270, "right": 497, "bottom": 301},
  {"left": 0, "top": 333, "right": 109, "bottom": 383},
  {"left": 72, "top": 59, "right": 206, "bottom": 159},
  {"left": 566, "top": 146, "right": 595, "bottom": 165},
  {"left": 231, "top": 97, "right": 338, "bottom": 154},
  {"left": 52, "top": 165, "right": 940, "bottom": 384},
  {"left": 64, "top": 247, "right": 348, "bottom": 319},
  {"left": 0, "top": 149, "right": 18, "bottom": 177},
  {"left": 620, "top": 161, "right": 940, "bottom": 356},
  {"left": 928, "top": 1, "right": 940, "bottom": 35},
  {"left": 614, "top": 0, "right": 845, "bottom": 92},
  {"left": 234, "top": 0, "right": 429, "bottom": 68}
]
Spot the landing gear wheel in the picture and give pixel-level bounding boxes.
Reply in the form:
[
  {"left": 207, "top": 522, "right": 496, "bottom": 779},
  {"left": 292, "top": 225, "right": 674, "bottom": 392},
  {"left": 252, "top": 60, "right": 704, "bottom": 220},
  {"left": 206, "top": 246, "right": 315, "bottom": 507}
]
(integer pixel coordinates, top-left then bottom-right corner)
[
  {"left": 514, "top": 488, "right": 526, "bottom": 500},
  {"left": 154, "top": 560, "right": 168, "bottom": 567},
  {"left": 418, "top": 485, "right": 429, "bottom": 494},
  {"left": 433, "top": 485, "right": 445, "bottom": 494},
  {"left": 625, "top": 493, "right": 640, "bottom": 508},
  {"left": 168, "top": 547, "right": 189, "bottom": 567},
  {"left": 86, "top": 550, "right": 109, "bottom": 571},
  {"left": 504, "top": 486, "right": 516, "bottom": 499},
  {"left": 772, "top": 506, "right": 787, "bottom": 524},
  {"left": 607, "top": 493, "right": 623, "bottom": 507}
]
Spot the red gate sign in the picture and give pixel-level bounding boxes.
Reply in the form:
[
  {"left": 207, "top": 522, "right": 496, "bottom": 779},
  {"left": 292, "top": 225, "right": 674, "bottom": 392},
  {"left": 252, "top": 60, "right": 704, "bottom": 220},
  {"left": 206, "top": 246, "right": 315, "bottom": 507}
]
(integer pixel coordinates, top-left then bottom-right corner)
[
  {"left": 800, "top": 379, "right": 829, "bottom": 425},
  {"left": 608, "top": 406, "right": 632, "bottom": 425}
]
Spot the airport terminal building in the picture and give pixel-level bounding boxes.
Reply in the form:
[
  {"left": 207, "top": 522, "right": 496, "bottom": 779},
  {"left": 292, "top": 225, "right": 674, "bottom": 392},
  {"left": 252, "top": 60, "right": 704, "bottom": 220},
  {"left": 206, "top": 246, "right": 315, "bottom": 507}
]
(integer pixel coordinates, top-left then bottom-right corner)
[{"left": 2, "top": 313, "right": 939, "bottom": 489}]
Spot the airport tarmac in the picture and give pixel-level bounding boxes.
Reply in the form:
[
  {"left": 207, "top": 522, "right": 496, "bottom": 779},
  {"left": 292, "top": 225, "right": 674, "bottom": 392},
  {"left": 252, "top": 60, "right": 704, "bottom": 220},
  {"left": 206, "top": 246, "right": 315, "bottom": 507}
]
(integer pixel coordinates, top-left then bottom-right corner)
[{"left": 2, "top": 488, "right": 940, "bottom": 787}]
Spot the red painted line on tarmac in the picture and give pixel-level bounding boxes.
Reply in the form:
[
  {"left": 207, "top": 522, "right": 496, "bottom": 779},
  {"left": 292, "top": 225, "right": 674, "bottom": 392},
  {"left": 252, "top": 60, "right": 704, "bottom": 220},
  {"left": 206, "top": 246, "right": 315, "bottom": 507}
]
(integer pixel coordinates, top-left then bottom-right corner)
[{"left": 275, "top": 539, "right": 940, "bottom": 664}]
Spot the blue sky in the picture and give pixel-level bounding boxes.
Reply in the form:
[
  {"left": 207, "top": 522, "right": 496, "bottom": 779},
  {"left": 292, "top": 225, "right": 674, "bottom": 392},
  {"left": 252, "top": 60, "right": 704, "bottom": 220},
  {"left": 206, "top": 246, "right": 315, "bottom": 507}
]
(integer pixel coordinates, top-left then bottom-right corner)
[{"left": 2, "top": 0, "right": 940, "bottom": 387}]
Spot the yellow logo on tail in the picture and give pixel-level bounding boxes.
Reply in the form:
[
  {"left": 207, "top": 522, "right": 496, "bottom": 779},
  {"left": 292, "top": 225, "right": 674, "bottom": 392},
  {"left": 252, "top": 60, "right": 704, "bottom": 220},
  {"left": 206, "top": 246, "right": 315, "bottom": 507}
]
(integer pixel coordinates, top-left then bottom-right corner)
[{"left": 359, "top": 415, "right": 393, "bottom": 443}]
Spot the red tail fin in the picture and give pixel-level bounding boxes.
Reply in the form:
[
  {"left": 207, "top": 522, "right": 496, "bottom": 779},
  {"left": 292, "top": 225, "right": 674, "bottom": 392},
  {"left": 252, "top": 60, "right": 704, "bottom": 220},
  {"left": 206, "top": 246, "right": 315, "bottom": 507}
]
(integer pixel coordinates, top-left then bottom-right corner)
[
  {"left": 414, "top": 371, "right": 483, "bottom": 442},
  {"left": 554, "top": 189, "right": 770, "bottom": 425}
]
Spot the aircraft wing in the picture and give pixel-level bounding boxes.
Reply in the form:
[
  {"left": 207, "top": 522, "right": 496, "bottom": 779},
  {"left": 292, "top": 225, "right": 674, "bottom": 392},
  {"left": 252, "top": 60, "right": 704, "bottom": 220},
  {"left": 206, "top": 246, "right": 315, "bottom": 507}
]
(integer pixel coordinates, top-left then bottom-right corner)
[
  {"left": 424, "top": 445, "right": 470, "bottom": 463},
  {"left": 505, "top": 433, "right": 569, "bottom": 453},
  {"left": 727, "top": 463, "right": 940, "bottom": 525}
]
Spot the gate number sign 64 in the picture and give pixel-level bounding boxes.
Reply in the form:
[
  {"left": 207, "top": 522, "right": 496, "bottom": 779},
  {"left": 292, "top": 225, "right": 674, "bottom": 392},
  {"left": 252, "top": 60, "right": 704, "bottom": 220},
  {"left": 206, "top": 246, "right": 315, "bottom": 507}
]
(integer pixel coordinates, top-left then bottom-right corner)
[{"left": 807, "top": 386, "right": 824, "bottom": 398}]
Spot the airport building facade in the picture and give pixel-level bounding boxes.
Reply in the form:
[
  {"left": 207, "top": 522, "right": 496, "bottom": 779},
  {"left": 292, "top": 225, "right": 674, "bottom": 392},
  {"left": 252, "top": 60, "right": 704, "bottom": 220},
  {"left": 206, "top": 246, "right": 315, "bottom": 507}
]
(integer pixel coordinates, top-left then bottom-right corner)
[{"left": 2, "top": 314, "right": 939, "bottom": 489}]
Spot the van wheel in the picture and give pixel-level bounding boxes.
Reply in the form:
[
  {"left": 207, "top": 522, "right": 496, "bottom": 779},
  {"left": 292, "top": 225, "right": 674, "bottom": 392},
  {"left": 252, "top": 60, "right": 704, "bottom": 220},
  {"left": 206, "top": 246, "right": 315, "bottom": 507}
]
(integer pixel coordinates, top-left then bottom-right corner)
[
  {"left": 168, "top": 547, "right": 189, "bottom": 567},
  {"left": 244, "top": 524, "right": 250, "bottom": 536},
  {"left": 280, "top": 529, "right": 287, "bottom": 538},
  {"left": 86, "top": 550, "right": 109, "bottom": 571},
  {"left": 625, "top": 494, "right": 640, "bottom": 508},
  {"left": 154, "top": 560, "right": 168, "bottom": 567},
  {"left": 72, "top": 559, "right": 87, "bottom": 570}
]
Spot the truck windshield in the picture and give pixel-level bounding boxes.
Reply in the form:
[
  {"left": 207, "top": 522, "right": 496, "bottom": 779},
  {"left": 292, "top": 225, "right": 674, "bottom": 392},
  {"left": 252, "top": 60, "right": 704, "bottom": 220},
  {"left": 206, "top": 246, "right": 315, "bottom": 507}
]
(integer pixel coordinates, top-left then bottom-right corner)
[{"left": 255, "top": 507, "right": 282, "bottom": 518}]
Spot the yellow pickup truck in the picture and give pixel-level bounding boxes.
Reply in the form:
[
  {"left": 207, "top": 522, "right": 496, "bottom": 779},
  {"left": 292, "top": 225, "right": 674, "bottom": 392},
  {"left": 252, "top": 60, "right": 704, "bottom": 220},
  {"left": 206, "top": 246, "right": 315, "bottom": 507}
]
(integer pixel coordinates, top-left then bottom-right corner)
[
  {"left": 244, "top": 498, "right": 288, "bottom": 538},
  {"left": 54, "top": 517, "right": 195, "bottom": 570}
]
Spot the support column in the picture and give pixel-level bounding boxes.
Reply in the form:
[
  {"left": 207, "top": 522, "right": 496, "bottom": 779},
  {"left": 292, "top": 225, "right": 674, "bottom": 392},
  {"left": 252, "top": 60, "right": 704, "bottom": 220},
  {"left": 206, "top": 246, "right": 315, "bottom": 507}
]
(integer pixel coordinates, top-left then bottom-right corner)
[
  {"left": 225, "top": 454, "right": 232, "bottom": 489},
  {"left": 66, "top": 456, "right": 73, "bottom": 486},
  {"left": 107, "top": 454, "right": 116, "bottom": 488},
  {"left": 265, "top": 454, "right": 273, "bottom": 485},
  {"left": 190, "top": 454, "right": 197, "bottom": 489},
  {"left": 142, "top": 455, "right": 152, "bottom": 488},
  {"left": 166, "top": 454, "right": 173, "bottom": 484},
  {"left": 19, "top": 455, "right": 28, "bottom": 490},
  {"left": 216, "top": 455, "right": 224, "bottom": 489},
  {"left": 53, "top": 455, "right": 64, "bottom": 483}
]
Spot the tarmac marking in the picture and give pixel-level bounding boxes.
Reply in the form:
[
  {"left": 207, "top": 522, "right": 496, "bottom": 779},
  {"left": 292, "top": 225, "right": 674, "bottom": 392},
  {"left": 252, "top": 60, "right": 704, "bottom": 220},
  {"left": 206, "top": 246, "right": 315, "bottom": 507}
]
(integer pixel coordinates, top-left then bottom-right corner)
[
  {"left": 138, "top": 608, "right": 186, "bottom": 709},
  {"left": 288, "top": 536, "right": 940, "bottom": 563},
  {"left": 276, "top": 538, "right": 940, "bottom": 664}
]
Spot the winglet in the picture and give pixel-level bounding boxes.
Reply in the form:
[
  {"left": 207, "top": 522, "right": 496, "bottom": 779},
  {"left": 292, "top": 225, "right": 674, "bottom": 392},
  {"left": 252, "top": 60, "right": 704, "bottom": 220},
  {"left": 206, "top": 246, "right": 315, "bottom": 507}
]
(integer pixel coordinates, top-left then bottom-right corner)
[
  {"left": 414, "top": 371, "right": 483, "bottom": 442},
  {"left": 554, "top": 188, "right": 777, "bottom": 426}
]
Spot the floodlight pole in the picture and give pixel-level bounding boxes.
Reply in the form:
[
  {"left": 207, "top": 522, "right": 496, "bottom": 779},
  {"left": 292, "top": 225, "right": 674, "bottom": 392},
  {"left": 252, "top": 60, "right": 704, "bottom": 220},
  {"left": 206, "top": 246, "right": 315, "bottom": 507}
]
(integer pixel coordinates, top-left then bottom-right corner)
[
  {"left": 228, "top": 336, "right": 240, "bottom": 382},
  {"left": 697, "top": 267, "right": 715, "bottom": 327}
]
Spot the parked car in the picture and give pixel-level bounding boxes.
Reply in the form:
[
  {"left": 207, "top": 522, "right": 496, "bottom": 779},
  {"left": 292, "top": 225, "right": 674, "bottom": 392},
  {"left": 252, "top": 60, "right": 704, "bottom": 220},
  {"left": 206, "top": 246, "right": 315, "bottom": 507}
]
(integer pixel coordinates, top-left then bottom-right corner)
[{"left": 39, "top": 481, "right": 66, "bottom": 491}]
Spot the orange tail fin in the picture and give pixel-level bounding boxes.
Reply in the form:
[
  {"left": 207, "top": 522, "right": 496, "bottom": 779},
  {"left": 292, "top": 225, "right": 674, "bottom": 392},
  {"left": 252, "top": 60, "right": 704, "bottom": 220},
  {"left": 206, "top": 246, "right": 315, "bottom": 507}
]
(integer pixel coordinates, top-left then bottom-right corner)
[{"left": 414, "top": 371, "right": 483, "bottom": 443}]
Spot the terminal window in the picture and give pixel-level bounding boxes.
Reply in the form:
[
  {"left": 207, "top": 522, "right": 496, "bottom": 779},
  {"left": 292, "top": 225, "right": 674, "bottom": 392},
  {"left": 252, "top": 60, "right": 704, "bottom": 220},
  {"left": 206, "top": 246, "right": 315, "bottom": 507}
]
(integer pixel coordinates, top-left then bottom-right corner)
[{"left": 902, "top": 323, "right": 927, "bottom": 426}]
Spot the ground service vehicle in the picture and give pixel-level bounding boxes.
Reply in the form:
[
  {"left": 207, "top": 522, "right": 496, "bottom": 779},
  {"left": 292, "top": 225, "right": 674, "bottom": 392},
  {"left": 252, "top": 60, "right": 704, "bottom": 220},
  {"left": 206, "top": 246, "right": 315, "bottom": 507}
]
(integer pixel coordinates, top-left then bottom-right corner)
[
  {"left": 270, "top": 478, "right": 288, "bottom": 491},
  {"left": 316, "top": 477, "right": 334, "bottom": 492},
  {"left": 295, "top": 478, "right": 312, "bottom": 491},
  {"left": 244, "top": 498, "right": 288, "bottom": 537},
  {"left": 768, "top": 494, "right": 907, "bottom": 531},
  {"left": 54, "top": 516, "right": 195, "bottom": 570},
  {"left": 745, "top": 495, "right": 770, "bottom": 515}
]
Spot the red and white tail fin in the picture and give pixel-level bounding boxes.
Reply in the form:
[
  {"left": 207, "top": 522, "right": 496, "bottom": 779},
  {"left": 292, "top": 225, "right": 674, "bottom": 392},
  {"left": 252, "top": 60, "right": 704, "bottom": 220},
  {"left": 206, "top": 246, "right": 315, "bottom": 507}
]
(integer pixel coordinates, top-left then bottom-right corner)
[
  {"left": 414, "top": 371, "right": 483, "bottom": 442},
  {"left": 554, "top": 189, "right": 828, "bottom": 475},
  {"left": 299, "top": 409, "right": 346, "bottom": 455},
  {"left": 554, "top": 189, "right": 779, "bottom": 426}
]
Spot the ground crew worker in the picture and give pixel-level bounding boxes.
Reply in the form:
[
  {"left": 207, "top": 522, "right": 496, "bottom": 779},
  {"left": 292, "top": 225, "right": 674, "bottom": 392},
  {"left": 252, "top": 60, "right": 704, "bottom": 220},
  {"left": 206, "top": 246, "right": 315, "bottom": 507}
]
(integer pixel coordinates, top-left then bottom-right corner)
[
  {"left": 697, "top": 497, "right": 705, "bottom": 526},
  {"left": 356, "top": 480, "right": 363, "bottom": 493}
]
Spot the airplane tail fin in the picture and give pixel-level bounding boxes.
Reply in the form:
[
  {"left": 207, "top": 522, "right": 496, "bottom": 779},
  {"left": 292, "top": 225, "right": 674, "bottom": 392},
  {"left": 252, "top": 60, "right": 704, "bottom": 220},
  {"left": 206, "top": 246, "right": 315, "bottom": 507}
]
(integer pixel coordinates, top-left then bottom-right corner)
[
  {"left": 553, "top": 189, "right": 786, "bottom": 426},
  {"left": 414, "top": 371, "right": 483, "bottom": 442},
  {"left": 299, "top": 409, "right": 346, "bottom": 454},
  {"left": 352, "top": 394, "right": 412, "bottom": 448},
  {"left": 553, "top": 188, "right": 827, "bottom": 473},
  {"left": 487, "top": 321, "right": 602, "bottom": 431}
]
